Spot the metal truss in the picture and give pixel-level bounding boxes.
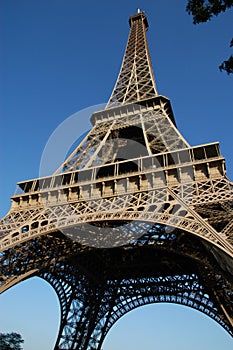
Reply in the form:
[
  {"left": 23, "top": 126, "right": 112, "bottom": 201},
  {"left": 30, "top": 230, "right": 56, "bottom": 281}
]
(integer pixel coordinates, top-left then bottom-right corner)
[
  {"left": 0, "top": 10, "right": 233, "bottom": 350},
  {"left": 38, "top": 227, "right": 233, "bottom": 350},
  {"left": 106, "top": 11, "right": 158, "bottom": 108},
  {"left": 55, "top": 100, "right": 188, "bottom": 173}
]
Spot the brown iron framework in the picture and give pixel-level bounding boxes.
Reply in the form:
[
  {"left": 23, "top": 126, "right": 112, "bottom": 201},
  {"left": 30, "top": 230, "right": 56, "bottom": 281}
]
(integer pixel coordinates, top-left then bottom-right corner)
[{"left": 0, "top": 10, "right": 233, "bottom": 350}]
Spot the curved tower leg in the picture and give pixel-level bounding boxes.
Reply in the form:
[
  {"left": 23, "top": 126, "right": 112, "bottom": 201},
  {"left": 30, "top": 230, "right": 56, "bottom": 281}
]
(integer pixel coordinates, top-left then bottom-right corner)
[{"left": 41, "top": 232, "right": 233, "bottom": 350}]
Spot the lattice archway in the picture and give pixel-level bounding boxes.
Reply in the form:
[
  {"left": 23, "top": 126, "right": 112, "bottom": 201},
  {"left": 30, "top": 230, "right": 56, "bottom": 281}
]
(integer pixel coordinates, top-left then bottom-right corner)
[
  {"left": 38, "top": 227, "right": 233, "bottom": 350},
  {"left": 41, "top": 271, "right": 232, "bottom": 350},
  {"left": 98, "top": 274, "right": 232, "bottom": 345}
]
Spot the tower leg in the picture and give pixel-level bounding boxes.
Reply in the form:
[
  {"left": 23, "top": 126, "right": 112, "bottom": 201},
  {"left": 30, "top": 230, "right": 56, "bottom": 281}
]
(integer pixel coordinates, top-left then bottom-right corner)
[
  {"left": 41, "top": 251, "right": 233, "bottom": 350},
  {"left": 43, "top": 266, "right": 111, "bottom": 350}
]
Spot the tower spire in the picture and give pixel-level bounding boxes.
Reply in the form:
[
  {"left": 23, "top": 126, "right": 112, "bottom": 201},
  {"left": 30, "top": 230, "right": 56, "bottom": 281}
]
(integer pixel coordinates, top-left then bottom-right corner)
[{"left": 106, "top": 11, "right": 158, "bottom": 108}]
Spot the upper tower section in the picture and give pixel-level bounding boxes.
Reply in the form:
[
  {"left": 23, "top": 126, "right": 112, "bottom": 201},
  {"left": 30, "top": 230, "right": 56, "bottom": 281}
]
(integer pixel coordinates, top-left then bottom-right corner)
[{"left": 106, "top": 10, "right": 158, "bottom": 109}]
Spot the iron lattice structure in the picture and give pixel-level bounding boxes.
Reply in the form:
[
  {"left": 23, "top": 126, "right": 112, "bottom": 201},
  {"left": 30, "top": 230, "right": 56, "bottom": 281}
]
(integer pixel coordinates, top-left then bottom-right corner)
[{"left": 1, "top": 11, "right": 233, "bottom": 349}]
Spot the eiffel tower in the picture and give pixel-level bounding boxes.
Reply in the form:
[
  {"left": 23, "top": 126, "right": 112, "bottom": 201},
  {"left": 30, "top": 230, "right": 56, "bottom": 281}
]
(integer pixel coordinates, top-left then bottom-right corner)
[{"left": 1, "top": 10, "right": 233, "bottom": 350}]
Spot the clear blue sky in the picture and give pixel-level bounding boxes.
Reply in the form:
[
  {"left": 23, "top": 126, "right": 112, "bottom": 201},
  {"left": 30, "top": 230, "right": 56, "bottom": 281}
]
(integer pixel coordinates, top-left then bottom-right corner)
[{"left": 0, "top": 0, "right": 233, "bottom": 349}]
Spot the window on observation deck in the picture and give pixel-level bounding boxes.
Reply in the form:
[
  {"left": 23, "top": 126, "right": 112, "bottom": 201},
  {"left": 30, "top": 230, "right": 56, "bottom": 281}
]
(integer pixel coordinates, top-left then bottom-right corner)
[
  {"left": 205, "top": 144, "right": 219, "bottom": 158},
  {"left": 193, "top": 147, "right": 205, "bottom": 161},
  {"left": 40, "top": 177, "right": 52, "bottom": 190}
]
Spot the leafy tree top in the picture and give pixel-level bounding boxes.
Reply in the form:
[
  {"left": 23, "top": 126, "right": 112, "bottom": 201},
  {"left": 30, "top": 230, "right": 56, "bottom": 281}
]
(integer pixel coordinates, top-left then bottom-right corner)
[
  {"left": 0, "top": 332, "right": 24, "bottom": 350},
  {"left": 186, "top": 0, "right": 233, "bottom": 23},
  {"left": 186, "top": 0, "right": 233, "bottom": 74}
]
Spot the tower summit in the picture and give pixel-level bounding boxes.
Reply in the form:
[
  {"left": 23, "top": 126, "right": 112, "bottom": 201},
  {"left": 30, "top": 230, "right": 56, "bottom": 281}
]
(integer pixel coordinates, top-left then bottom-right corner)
[
  {"left": 0, "top": 10, "right": 233, "bottom": 350},
  {"left": 106, "top": 11, "right": 158, "bottom": 108}
]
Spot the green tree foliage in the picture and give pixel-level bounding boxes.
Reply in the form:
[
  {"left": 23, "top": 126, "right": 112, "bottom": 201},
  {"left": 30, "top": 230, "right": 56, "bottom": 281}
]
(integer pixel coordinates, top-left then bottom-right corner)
[
  {"left": 0, "top": 332, "right": 24, "bottom": 350},
  {"left": 186, "top": 0, "right": 233, "bottom": 74}
]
